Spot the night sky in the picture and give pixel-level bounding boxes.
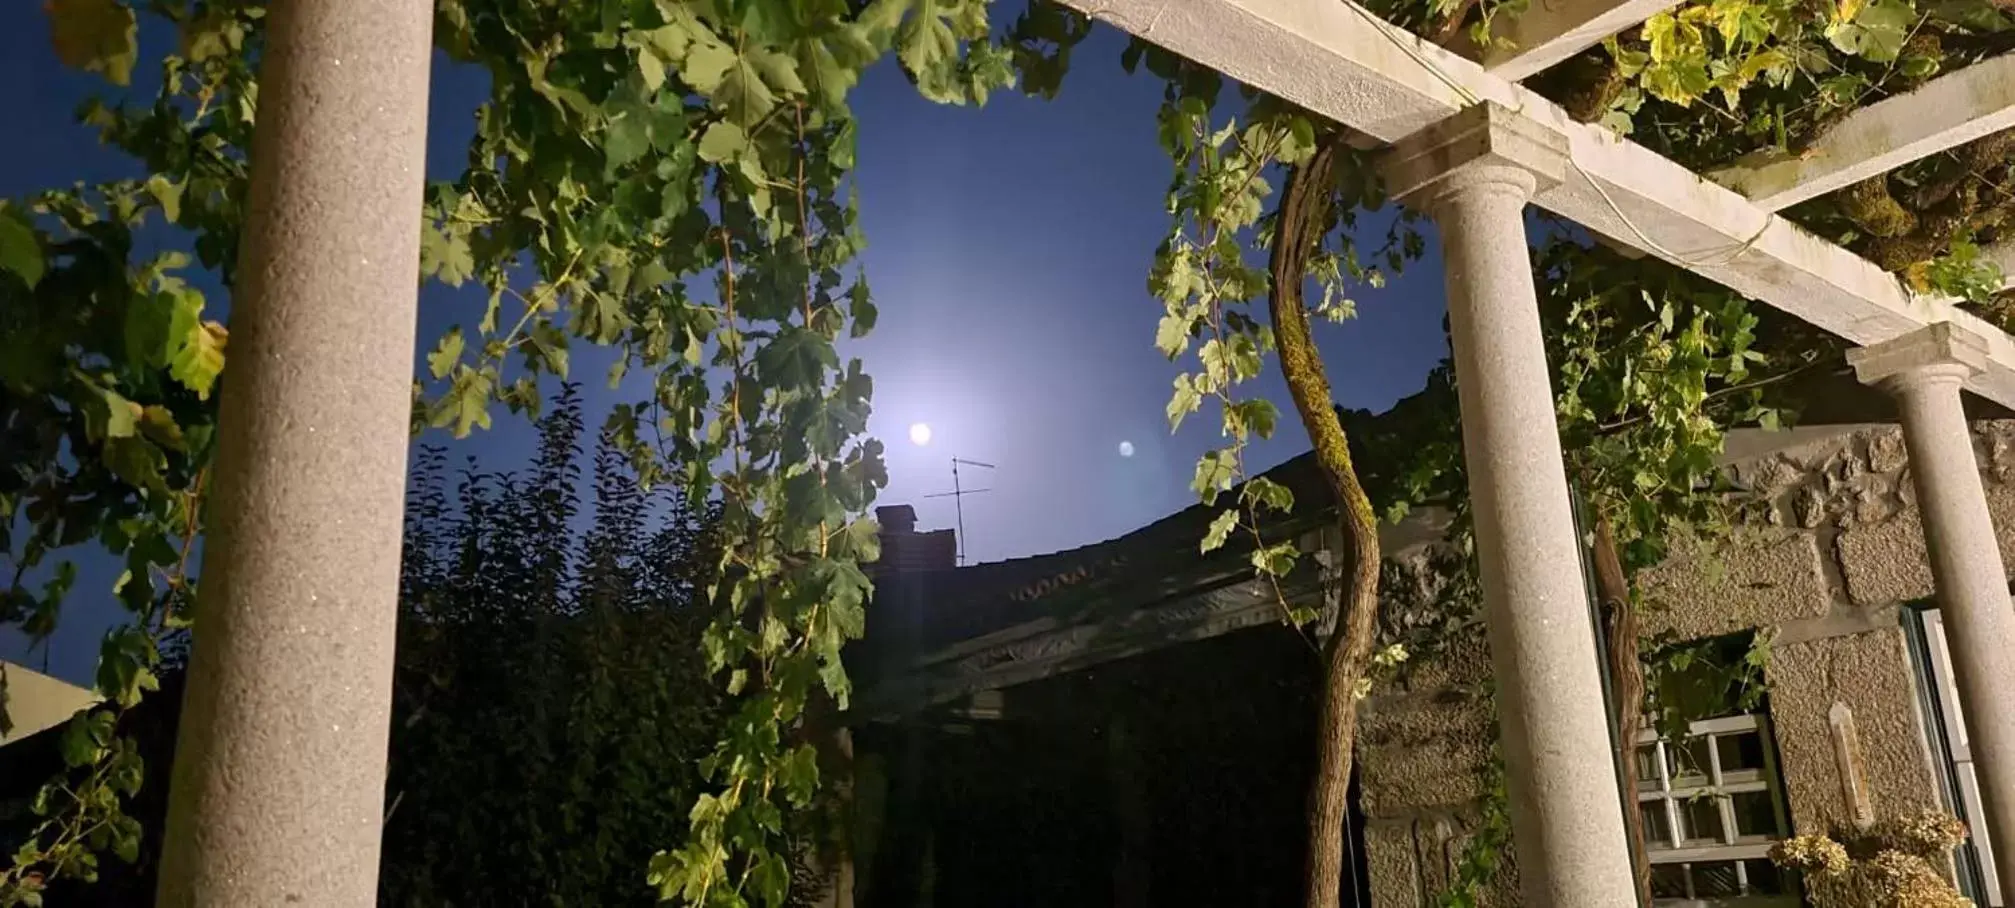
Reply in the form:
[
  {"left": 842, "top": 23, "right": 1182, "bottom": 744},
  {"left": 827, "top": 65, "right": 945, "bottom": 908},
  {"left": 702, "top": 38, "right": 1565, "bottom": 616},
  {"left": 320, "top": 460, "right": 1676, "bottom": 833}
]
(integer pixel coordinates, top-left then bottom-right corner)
[{"left": 1, "top": 5, "right": 1453, "bottom": 684}]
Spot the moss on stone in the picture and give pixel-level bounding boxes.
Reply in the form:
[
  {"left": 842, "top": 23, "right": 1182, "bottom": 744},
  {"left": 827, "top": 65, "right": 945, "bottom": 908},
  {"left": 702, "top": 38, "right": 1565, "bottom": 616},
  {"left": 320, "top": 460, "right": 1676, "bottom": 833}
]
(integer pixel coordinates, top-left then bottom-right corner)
[{"left": 1840, "top": 176, "right": 1917, "bottom": 239}]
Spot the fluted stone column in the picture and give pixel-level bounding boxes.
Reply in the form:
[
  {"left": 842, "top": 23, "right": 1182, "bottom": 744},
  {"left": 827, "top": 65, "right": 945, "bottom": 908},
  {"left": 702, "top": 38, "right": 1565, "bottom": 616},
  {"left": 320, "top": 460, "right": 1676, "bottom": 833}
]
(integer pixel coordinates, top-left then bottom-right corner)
[
  {"left": 1385, "top": 102, "right": 1638, "bottom": 907},
  {"left": 156, "top": 0, "right": 432, "bottom": 904},
  {"left": 1850, "top": 322, "right": 2015, "bottom": 900}
]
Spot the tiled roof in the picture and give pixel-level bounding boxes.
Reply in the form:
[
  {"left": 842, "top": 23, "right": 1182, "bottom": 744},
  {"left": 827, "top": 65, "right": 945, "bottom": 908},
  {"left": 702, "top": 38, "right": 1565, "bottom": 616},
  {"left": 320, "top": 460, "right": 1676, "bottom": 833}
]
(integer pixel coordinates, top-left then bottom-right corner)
[
  {"left": 867, "top": 365, "right": 1963, "bottom": 661},
  {"left": 883, "top": 452, "right": 1336, "bottom": 653}
]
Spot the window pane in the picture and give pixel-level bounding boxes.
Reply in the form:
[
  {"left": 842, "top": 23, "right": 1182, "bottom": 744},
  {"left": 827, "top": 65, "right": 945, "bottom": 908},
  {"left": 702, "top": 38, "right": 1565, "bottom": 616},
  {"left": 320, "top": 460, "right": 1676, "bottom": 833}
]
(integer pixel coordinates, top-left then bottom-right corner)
[
  {"left": 1635, "top": 745, "right": 1662, "bottom": 791},
  {"left": 1629, "top": 712, "right": 1793, "bottom": 900},
  {"left": 1731, "top": 790, "right": 1779, "bottom": 839},
  {"left": 1692, "top": 860, "right": 1742, "bottom": 897},
  {"left": 1716, "top": 730, "right": 1764, "bottom": 771},
  {"left": 1680, "top": 796, "right": 1725, "bottom": 844},
  {"left": 1671, "top": 737, "right": 1712, "bottom": 783},
  {"left": 1650, "top": 863, "right": 1690, "bottom": 899},
  {"left": 1742, "top": 859, "right": 1789, "bottom": 895},
  {"left": 1641, "top": 801, "right": 1674, "bottom": 848},
  {"left": 1718, "top": 730, "right": 1766, "bottom": 779}
]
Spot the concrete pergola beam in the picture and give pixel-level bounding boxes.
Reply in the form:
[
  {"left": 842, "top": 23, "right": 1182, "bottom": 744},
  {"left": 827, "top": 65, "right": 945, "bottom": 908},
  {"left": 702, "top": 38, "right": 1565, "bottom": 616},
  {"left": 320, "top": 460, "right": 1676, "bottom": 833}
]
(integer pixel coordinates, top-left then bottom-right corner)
[
  {"left": 1447, "top": 0, "right": 1680, "bottom": 82},
  {"left": 1989, "top": 239, "right": 2015, "bottom": 289},
  {"left": 1707, "top": 54, "right": 2015, "bottom": 212},
  {"left": 1058, "top": 0, "right": 2015, "bottom": 408}
]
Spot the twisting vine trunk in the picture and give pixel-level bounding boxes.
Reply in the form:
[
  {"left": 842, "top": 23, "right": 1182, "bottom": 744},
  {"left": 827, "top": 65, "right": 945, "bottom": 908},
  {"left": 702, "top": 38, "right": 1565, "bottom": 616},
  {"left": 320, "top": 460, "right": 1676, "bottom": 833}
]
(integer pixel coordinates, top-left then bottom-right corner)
[
  {"left": 1272, "top": 138, "right": 1385, "bottom": 908},
  {"left": 1591, "top": 509, "right": 1653, "bottom": 907}
]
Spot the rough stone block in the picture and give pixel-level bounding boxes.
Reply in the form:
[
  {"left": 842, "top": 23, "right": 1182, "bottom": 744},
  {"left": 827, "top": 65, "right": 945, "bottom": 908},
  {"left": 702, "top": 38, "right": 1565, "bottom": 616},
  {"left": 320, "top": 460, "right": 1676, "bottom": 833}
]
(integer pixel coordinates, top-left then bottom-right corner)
[
  {"left": 1838, "top": 512, "right": 1934, "bottom": 607},
  {"left": 1391, "top": 635, "right": 1493, "bottom": 695},
  {"left": 1765, "top": 626, "right": 1941, "bottom": 834},
  {"left": 1638, "top": 529, "right": 1830, "bottom": 639},
  {"left": 1400, "top": 808, "right": 1522, "bottom": 907},
  {"left": 1363, "top": 820, "right": 1423, "bottom": 907},
  {"left": 1986, "top": 481, "right": 2015, "bottom": 573},
  {"left": 1416, "top": 815, "right": 1460, "bottom": 897},
  {"left": 1980, "top": 420, "right": 2015, "bottom": 484},
  {"left": 1359, "top": 803, "right": 1521, "bottom": 906},
  {"left": 1839, "top": 481, "right": 2015, "bottom": 606},
  {"left": 1358, "top": 694, "right": 1495, "bottom": 818},
  {"left": 1867, "top": 429, "right": 1909, "bottom": 474},
  {"left": 1733, "top": 451, "right": 1807, "bottom": 500}
]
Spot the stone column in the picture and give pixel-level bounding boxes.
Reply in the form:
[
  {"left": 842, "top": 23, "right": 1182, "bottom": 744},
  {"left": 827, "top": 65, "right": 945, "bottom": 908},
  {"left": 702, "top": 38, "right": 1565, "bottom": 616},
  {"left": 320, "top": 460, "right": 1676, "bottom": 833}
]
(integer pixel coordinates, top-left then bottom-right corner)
[
  {"left": 1385, "top": 102, "right": 1638, "bottom": 907},
  {"left": 155, "top": 0, "right": 432, "bottom": 904},
  {"left": 1849, "top": 322, "right": 2015, "bottom": 899}
]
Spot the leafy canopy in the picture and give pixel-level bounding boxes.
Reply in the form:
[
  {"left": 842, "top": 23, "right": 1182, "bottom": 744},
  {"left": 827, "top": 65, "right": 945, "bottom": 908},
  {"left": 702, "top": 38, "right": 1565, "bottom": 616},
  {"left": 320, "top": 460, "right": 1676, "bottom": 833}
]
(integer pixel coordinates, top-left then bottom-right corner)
[{"left": 7, "top": 0, "right": 1025, "bottom": 904}]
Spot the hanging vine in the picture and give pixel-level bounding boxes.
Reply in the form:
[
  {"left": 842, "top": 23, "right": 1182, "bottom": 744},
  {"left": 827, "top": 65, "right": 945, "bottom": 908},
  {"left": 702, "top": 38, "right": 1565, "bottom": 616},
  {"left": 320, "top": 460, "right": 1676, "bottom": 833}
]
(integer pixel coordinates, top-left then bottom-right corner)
[
  {"left": 9, "top": 0, "right": 1028, "bottom": 904},
  {"left": 3, "top": 2, "right": 255, "bottom": 901},
  {"left": 1536, "top": 0, "right": 2015, "bottom": 307}
]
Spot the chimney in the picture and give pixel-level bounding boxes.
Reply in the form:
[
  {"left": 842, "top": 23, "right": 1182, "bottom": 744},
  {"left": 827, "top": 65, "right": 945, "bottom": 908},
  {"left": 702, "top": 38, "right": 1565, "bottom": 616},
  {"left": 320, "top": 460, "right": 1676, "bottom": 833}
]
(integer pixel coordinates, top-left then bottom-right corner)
[
  {"left": 859, "top": 504, "right": 956, "bottom": 683},
  {"left": 876, "top": 504, "right": 917, "bottom": 537},
  {"left": 873, "top": 504, "right": 956, "bottom": 577}
]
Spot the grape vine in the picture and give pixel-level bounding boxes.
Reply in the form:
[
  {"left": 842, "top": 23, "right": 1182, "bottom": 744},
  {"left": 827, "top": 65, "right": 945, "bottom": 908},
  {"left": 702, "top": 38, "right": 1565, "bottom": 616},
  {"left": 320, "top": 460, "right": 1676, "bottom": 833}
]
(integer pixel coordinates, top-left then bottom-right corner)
[
  {"left": 11, "top": 0, "right": 2015, "bottom": 906},
  {"left": 7, "top": 0, "right": 1026, "bottom": 904}
]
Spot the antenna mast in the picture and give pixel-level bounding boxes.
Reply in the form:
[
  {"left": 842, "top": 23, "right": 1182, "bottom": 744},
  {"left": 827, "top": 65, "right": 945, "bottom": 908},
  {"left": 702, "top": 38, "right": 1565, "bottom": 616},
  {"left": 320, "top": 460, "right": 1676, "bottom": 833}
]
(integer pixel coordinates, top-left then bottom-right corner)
[{"left": 923, "top": 457, "right": 994, "bottom": 566}]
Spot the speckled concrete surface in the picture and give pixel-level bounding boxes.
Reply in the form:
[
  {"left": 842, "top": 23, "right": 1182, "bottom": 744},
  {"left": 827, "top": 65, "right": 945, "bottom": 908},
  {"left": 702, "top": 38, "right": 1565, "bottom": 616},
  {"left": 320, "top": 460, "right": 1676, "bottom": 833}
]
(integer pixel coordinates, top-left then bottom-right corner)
[
  {"left": 1639, "top": 529, "right": 1830, "bottom": 639},
  {"left": 1767, "top": 627, "right": 1942, "bottom": 832},
  {"left": 1390, "top": 101, "right": 1638, "bottom": 908},
  {"left": 155, "top": 1, "right": 432, "bottom": 904}
]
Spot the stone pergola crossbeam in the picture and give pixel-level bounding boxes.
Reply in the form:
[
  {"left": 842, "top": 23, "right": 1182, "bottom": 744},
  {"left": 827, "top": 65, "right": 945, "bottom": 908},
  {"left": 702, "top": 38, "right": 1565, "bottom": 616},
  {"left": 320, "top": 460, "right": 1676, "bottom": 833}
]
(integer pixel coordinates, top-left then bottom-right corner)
[
  {"left": 1989, "top": 239, "right": 2015, "bottom": 290},
  {"left": 1059, "top": 0, "right": 2015, "bottom": 407},
  {"left": 1448, "top": 0, "right": 1682, "bottom": 81},
  {"left": 1707, "top": 54, "right": 2015, "bottom": 212}
]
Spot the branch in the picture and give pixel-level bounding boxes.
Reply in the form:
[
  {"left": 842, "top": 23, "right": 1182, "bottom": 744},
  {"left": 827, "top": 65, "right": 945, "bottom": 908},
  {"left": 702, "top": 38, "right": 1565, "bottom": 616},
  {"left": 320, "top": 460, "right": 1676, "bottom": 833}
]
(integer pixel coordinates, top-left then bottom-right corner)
[
  {"left": 1593, "top": 360, "right": 1845, "bottom": 434},
  {"left": 1270, "top": 134, "right": 1386, "bottom": 908},
  {"left": 1430, "top": 0, "right": 1482, "bottom": 45}
]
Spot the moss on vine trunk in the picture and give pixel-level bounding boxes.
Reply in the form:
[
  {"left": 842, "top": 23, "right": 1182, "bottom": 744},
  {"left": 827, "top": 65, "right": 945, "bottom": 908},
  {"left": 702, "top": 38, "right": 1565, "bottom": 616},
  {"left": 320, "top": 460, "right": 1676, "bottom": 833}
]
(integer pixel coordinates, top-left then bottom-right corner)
[{"left": 1270, "top": 137, "right": 1387, "bottom": 908}]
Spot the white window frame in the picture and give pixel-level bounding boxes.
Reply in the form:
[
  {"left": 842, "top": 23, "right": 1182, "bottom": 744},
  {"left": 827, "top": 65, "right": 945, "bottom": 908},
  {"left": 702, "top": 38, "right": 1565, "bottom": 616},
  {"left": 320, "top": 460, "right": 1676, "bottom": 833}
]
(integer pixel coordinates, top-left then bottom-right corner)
[
  {"left": 1635, "top": 713, "right": 1799, "bottom": 907},
  {"left": 1921, "top": 608, "right": 2004, "bottom": 907}
]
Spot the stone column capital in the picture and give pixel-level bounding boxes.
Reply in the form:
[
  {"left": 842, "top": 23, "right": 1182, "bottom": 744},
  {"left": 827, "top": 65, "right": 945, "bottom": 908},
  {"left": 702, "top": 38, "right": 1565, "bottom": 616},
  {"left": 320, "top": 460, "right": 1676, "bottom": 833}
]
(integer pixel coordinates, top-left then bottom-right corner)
[
  {"left": 1848, "top": 322, "right": 1990, "bottom": 394},
  {"left": 1382, "top": 101, "right": 1569, "bottom": 211}
]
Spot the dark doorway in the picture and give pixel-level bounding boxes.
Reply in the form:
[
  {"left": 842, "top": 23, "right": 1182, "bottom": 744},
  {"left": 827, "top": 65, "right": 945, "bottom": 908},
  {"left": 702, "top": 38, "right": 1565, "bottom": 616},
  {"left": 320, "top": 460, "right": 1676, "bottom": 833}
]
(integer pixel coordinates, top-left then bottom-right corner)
[{"left": 860, "top": 624, "right": 1372, "bottom": 906}]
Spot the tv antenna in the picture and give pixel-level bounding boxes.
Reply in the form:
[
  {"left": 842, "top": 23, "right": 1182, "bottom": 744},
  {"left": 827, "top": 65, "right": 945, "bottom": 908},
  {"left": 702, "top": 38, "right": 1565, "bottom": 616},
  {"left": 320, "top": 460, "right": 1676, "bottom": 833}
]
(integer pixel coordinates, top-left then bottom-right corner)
[{"left": 924, "top": 457, "right": 994, "bottom": 566}]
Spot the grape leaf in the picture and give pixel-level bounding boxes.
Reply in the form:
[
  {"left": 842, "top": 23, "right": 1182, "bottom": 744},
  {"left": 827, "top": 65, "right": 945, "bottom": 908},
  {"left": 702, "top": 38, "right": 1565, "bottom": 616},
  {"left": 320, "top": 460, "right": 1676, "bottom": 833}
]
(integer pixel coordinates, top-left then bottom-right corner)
[
  {"left": 170, "top": 321, "right": 227, "bottom": 400},
  {"left": 47, "top": 0, "right": 138, "bottom": 86},
  {"left": 0, "top": 205, "right": 44, "bottom": 289}
]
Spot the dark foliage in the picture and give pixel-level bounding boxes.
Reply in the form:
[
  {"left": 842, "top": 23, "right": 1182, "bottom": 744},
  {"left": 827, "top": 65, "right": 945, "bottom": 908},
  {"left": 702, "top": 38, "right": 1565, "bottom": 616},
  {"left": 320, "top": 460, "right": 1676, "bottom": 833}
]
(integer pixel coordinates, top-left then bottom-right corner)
[
  {"left": 381, "top": 384, "right": 724, "bottom": 906},
  {"left": 2, "top": 387, "right": 724, "bottom": 906}
]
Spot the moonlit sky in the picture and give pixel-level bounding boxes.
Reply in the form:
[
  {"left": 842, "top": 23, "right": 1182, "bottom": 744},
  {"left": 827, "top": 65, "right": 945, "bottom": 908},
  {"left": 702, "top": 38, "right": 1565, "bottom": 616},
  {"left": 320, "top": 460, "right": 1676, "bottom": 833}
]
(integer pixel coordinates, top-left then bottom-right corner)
[{"left": 1, "top": 5, "right": 1452, "bottom": 683}]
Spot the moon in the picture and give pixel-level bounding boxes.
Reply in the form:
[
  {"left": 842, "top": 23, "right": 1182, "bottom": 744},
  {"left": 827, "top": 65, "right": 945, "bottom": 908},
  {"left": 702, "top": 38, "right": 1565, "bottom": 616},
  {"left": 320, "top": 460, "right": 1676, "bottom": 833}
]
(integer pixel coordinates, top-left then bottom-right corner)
[
  {"left": 1118, "top": 441, "right": 1135, "bottom": 458},
  {"left": 909, "top": 423, "right": 933, "bottom": 446}
]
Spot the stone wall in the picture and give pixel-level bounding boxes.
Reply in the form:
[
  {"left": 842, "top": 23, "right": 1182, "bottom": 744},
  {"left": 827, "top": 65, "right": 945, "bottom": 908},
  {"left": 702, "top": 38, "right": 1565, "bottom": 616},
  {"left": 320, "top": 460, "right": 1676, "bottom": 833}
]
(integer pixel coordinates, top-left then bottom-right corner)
[
  {"left": 1355, "top": 420, "right": 2015, "bottom": 906},
  {"left": 1767, "top": 627, "right": 1942, "bottom": 832},
  {"left": 1359, "top": 547, "right": 1517, "bottom": 907}
]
